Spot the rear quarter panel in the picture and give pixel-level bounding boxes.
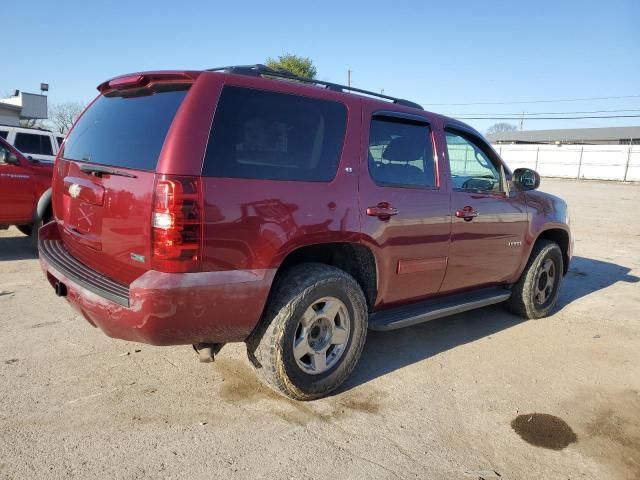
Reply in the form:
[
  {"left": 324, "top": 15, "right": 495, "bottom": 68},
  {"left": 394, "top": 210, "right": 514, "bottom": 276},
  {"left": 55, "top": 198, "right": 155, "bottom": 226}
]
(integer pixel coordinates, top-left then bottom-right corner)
[{"left": 184, "top": 73, "right": 363, "bottom": 272}]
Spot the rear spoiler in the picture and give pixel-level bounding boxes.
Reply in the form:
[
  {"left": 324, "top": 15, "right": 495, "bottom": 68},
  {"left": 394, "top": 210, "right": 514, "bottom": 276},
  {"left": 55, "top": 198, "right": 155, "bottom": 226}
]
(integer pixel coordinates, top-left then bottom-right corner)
[{"left": 97, "top": 71, "right": 201, "bottom": 94}]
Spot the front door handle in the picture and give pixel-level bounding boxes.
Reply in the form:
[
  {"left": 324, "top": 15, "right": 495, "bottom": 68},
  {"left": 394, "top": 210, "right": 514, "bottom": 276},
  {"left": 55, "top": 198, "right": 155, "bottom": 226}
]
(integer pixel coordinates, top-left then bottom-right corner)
[
  {"left": 455, "top": 205, "right": 478, "bottom": 221},
  {"left": 366, "top": 202, "right": 399, "bottom": 220}
]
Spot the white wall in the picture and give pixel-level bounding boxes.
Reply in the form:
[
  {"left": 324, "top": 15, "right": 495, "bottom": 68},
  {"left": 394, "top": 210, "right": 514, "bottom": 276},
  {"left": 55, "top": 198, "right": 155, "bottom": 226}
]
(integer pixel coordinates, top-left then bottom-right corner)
[{"left": 494, "top": 144, "right": 640, "bottom": 182}]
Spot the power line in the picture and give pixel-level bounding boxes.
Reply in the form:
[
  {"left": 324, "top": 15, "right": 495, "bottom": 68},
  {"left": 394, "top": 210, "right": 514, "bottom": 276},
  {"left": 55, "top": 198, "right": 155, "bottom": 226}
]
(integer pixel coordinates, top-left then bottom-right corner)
[
  {"left": 454, "top": 114, "right": 640, "bottom": 120},
  {"left": 422, "top": 94, "right": 640, "bottom": 106},
  {"left": 445, "top": 108, "right": 640, "bottom": 116}
]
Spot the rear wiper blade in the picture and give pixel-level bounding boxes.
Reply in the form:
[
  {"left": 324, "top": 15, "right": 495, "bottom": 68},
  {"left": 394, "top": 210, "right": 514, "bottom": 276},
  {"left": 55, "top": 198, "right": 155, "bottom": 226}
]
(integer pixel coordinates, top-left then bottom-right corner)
[{"left": 80, "top": 164, "right": 137, "bottom": 178}]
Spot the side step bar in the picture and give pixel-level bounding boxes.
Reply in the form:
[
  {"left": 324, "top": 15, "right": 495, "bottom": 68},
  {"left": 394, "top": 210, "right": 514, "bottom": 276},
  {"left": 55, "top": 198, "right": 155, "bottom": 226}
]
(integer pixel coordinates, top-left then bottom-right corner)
[{"left": 368, "top": 287, "right": 511, "bottom": 331}]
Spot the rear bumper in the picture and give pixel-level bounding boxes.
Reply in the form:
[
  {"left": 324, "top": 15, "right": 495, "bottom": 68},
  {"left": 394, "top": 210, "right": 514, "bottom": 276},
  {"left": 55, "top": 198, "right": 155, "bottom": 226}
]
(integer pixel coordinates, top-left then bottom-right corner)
[{"left": 38, "top": 222, "right": 275, "bottom": 346}]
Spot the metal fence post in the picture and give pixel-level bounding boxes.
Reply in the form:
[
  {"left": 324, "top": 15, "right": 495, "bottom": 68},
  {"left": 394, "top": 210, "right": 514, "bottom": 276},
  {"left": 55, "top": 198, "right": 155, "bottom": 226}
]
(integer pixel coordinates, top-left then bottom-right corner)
[
  {"left": 535, "top": 146, "right": 539, "bottom": 171},
  {"left": 624, "top": 144, "right": 633, "bottom": 182},
  {"left": 576, "top": 147, "right": 584, "bottom": 180}
]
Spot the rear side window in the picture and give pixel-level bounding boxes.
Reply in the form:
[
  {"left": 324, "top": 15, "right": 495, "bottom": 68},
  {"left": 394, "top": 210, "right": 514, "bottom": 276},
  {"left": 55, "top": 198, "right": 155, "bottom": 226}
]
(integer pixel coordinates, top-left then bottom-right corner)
[
  {"left": 15, "top": 133, "right": 53, "bottom": 156},
  {"left": 203, "top": 86, "right": 347, "bottom": 181},
  {"left": 368, "top": 117, "right": 436, "bottom": 188},
  {"left": 0, "top": 131, "right": 7, "bottom": 139},
  {"left": 62, "top": 87, "right": 188, "bottom": 171}
]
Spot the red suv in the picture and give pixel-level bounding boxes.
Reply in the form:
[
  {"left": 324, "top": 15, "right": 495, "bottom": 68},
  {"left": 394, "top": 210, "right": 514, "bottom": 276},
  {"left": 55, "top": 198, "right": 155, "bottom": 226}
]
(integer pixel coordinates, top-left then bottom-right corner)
[
  {"left": 0, "top": 136, "right": 53, "bottom": 245},
  {"left": 39, "top": 65, "right": 571, "bottom": 400}
]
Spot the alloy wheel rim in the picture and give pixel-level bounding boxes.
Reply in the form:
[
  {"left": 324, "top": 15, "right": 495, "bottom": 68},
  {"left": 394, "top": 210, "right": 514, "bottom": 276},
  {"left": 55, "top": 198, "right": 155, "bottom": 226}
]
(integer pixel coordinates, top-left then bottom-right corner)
[
  {"left": 293, "top": 296, "right": 351, "bottom": 375},
  {"left": 534, "top": 258, "right": 556, "bottom": 305}
]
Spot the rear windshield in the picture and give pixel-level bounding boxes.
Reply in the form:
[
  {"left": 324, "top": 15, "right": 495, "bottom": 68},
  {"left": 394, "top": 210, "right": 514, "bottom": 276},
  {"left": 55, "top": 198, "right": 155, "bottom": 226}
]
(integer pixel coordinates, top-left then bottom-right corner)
[{"left": 62, "top": 87, "right": 188, "bottom": 171}]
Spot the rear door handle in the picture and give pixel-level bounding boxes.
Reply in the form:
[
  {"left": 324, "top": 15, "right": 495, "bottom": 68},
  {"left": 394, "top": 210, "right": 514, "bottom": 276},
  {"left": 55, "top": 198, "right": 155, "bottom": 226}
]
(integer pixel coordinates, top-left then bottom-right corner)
[
  {"left": 366, "top": 203, "right": 399, "bottom": 220},
  {"left": 455, "top": 205, "right": 478, "bottom": 221}
]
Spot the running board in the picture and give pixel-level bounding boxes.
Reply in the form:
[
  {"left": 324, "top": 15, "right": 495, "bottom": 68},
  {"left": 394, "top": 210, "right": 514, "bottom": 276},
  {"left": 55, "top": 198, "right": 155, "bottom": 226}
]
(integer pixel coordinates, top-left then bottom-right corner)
[{"left": 368, "top": 287, "right": 511, "bottom": 331}]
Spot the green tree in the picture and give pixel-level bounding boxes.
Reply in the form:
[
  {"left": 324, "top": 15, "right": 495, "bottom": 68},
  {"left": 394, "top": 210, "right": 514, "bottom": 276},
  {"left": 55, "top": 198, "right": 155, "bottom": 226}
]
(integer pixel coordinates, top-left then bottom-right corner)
[{"left": 265, "top": 54, "right": 317, "bottom": 79}]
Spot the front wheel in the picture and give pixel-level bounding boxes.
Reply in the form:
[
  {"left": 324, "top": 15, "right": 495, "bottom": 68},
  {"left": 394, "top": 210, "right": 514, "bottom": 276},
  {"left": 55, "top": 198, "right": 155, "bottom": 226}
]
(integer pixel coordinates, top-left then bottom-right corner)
[
  {"left": 247, "top": 263, "right": 368, "bottom": 400},
  {"left": 507, "top": 239, "right": 563, "bottom": 319}
]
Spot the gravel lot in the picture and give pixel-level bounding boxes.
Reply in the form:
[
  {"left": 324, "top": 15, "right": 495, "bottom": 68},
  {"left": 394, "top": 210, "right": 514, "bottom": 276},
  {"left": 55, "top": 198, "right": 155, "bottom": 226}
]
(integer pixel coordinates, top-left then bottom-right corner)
[{"left": 1, "top": 178, "right": 639, "bottom": 480}]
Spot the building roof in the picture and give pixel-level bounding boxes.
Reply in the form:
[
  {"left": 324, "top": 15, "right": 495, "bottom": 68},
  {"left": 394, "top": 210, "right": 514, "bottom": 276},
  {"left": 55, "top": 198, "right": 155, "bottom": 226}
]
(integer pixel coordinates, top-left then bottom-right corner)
[{"left": 487, "top": 126, "right": 640, "bottom": 144}]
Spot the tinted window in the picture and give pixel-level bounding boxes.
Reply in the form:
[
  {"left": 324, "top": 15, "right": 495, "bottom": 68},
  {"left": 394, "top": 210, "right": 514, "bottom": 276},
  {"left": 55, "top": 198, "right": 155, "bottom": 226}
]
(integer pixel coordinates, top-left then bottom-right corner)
[
  {"left": 15, "top": 133, "right": 53, "bottom": 156},
  {"left": 368, "top": 117, "right": 435, "bottom": 188},
  {"left": 203, "top": 87, "right": 347, "bottom": 181},
  {"left": 0, "top": 131, "right": 7, "bottom": 140},
  {"left": 56, "top": 136, "right": 64, "bottom": 146},
  {"left": 445, "top": 131, "right": 502, "bottom": 192},
  {"left": 62, "top": 87, "right": 188, "bottom": 171}
]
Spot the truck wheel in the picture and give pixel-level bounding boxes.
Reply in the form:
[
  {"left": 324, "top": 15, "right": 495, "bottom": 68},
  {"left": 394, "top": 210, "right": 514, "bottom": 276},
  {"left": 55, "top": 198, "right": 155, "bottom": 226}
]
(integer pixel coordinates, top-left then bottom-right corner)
[
  {"left": 507, "top": 239, "right": 563, "bottom": 319},
  {"left": 28, "top": 219, "right": 44, "bottom": 250},
  {"left": 248, "top": 263, "right": 368, "bottom": 401}
]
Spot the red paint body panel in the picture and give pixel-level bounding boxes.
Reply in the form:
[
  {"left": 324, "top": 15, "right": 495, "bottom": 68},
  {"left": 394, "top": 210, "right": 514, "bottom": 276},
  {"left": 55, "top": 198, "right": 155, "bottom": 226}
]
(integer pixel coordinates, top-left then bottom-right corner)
[
  {"left": 0, "top": 137, "right": 52, "bottom": 225},
  {"left": 439, "top": 190, "right": 529, "bottom": 293},
  {"left": 198, "top": 73, "right": 361, "bottom": 272},
  {"left": 39, "top": 68, "right": 572, "bottom": 347},
  {"left": 358, "top": 103, "right": 452, "bottom": 308},
  {"left": 53, "top": 159, "right": 156, "bottom": 284},
  {"left": 39, "top": 222, "right": 273, "bottom": 345}
]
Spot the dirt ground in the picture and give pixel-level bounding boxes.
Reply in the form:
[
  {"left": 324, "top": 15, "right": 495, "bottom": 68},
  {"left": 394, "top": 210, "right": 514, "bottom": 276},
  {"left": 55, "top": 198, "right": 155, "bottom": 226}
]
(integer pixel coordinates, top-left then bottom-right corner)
[{"left": 1, "top": 178, "right": 638, "bottom": 480}]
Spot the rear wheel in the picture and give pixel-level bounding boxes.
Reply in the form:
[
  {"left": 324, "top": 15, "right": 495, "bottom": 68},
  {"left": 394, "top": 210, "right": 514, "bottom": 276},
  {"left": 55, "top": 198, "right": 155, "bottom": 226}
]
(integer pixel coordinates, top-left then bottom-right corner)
[
  {"left": 507, "top": 240, "right": 563, "bottom": 319},
  {"left": 248, "top": 263, "right": 368, "bottom": 400}
]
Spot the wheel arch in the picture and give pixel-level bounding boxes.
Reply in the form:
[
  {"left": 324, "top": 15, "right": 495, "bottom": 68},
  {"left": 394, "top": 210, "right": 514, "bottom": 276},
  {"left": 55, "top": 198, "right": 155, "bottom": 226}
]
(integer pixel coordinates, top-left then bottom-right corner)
[
  {"left": 534, "top": 227, "right": 570, "bottom": 275},
  {"left": 274, "top": 242, "right": 378, "bottom": 312},
  {"left": 33, "top": 187, "right": 52, "bottom": 224}
]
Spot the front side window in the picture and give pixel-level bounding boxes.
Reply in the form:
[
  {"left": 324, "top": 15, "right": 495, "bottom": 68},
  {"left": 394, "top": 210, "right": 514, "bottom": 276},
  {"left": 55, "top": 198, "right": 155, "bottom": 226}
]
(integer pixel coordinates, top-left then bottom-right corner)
[
  {"left": 15, "top": 133, "right": 53, "bottom": 156},
  {"left": 203, "top": 87, "right": 347, "bottom": 181},
  {"left": 368, "top": 117, "right": 436, "bottom": 188},
  {"left": 445, "top": 131, "right": 502, "bottom": 193}
]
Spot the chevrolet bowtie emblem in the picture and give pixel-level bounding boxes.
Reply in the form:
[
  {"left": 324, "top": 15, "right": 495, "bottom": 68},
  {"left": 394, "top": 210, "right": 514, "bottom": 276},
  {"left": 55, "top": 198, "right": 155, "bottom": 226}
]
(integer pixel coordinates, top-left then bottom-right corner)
[{"left": 68, "top": 184, "right": 81, "bottom": 199}]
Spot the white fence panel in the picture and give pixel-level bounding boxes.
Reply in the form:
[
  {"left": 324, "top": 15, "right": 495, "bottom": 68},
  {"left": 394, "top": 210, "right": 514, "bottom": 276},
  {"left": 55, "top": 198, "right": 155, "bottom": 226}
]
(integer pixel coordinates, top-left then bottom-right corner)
[
  {"left": 493, "top": 144, "right": 638, "bottom": 182},
  {"left": 627, "top": 151, "right": 640, "bottom": 182}
]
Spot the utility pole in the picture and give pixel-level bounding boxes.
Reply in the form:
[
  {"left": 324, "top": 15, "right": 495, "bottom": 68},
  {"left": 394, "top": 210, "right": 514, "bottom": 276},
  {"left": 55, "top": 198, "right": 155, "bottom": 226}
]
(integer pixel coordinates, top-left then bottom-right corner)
[
  {"left": 347, "top": 69, "right": 352, "bottom": 87},
  {"left": 520, "top": 112, "right": 525, "bottom": 130}
]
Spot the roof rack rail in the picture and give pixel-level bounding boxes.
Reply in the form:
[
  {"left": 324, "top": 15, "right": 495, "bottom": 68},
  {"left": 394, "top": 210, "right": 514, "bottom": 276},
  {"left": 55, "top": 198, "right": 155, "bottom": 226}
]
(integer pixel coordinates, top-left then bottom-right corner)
[{"left": 206, "top": 64, "right": 424, "bottom": 110}]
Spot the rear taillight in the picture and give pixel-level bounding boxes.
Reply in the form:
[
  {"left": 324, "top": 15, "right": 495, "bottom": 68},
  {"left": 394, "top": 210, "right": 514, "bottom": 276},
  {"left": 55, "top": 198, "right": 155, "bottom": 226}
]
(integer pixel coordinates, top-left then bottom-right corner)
[{"left": 151, "top": 175, "right": 202, "bottom": 273}]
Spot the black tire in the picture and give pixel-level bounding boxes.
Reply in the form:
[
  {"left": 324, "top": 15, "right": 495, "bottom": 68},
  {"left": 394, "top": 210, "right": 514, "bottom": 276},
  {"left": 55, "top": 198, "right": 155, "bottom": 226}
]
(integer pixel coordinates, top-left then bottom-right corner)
[
  {"left": 247, "top": 263, "right": 368, "bottom": 401},
  {"left": 28, "top": 218, "right": 44, "bottom": 250},
  {"left": 16, "top": 224, "right": 32, "bottom": 237},
  {"left": 507, "top": 240, "right": 563, "bottom": 319}
]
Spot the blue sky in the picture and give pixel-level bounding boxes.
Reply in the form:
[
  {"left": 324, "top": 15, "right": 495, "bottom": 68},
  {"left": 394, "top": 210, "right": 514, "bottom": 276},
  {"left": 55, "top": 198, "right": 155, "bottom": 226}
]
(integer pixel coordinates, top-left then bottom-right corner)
[{"left": 5, "top": 0, "right": 639, "bottom": 133}]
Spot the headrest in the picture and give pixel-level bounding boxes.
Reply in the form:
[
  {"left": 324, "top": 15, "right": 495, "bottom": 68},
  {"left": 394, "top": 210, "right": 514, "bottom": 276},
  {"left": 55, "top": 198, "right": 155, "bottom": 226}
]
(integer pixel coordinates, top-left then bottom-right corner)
[{"left": 382, "top": 135, "right": 425, "bottom": 162}]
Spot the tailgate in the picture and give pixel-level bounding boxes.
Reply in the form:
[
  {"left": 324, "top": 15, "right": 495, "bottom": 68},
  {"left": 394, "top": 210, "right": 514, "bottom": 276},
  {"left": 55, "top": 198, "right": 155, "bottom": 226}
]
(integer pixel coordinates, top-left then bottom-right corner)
[{"left": 52, "top": 84, "right": 190, "bottom": 285}]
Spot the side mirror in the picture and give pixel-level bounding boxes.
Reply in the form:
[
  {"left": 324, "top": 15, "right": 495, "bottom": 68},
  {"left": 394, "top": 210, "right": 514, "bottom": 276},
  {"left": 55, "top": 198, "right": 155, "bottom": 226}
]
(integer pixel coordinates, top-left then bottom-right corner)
[
  {"left": 512, "top": 168, "right": 540, "bottom": 191},
  {"left": 1, "top": 151, "right": 19, "bottom": 165}
]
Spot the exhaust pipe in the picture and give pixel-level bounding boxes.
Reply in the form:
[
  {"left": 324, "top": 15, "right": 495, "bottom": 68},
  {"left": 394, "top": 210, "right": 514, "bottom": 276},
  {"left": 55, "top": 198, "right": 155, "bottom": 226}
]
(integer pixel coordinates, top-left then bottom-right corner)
[{"left": 54, "top": 281, "right": 67, "bottom": 297}]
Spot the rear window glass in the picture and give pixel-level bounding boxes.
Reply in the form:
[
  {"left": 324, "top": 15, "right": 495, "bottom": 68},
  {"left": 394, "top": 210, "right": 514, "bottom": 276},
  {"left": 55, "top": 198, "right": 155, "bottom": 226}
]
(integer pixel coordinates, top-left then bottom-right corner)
[
  {"left": 15, "top": 133, "right": 53, "bottom": 156},
  {"left": 62, "top": 87, "right": 188, "bottom": 171},
  {"left": 202, "top": 86, "right": 347, "bottom": 181}
]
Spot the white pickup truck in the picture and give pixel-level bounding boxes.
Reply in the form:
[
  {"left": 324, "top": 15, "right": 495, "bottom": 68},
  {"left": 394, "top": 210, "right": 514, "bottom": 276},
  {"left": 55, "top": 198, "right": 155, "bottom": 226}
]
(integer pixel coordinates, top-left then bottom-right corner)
[{"left": 0, "top": 125, "right": 64, "bottom": 163}]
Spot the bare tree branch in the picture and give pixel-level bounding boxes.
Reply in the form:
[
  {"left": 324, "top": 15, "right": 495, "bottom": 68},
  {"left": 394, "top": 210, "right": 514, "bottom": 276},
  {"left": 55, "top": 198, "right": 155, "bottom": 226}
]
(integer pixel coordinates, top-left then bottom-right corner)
[{"left": 48, "top": 102, "right": 85, "bottom": 134}]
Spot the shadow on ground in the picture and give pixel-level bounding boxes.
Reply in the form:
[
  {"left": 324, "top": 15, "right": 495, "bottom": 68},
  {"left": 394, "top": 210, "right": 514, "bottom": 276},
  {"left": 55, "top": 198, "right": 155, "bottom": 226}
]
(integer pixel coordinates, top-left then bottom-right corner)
[
  {"left": 0, "top": 233, "right": 36, "bottom": 261},
  {"left": 342, "top": 255, "right": 638, "bottom": 392}
]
